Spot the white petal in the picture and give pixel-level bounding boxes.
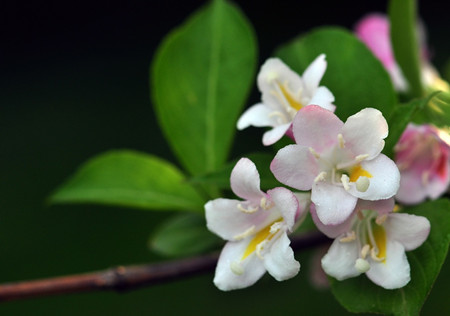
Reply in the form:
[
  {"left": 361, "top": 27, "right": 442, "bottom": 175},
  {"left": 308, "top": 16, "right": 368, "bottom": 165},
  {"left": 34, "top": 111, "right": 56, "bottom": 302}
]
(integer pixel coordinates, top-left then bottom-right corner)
[
  {"left": 262, "top": 123, "right": 291, "bottom": 146},
  {"left": 271, "top": 145, "right": 319, "bottom": 191},
  {"left": 308, "top": 86, "right": 336, "bottom": 112},
  {"left": 205, "top": 199, "right": 270, "bottom": 241},
  {"left": 264, "top": 233, "right": 300, "bottom": 281},
  {"left": 311, "top": 203, "right": 356, "bottom": 238},
  {"left": 321, "top": 237, "right": 361, "bottom": 280},
  {"left": 365, "top": 241, "right": 410, "bottom": 289},
  {"left": 257, "top": 58, "right": 303, "bottom": 95},
  {"left": 267, "top": 187, "right": 299, "bottom": 231},
  {"left": 292, "top": 105, "right": 343, "bottom": 153},
  {"left": 341, "top": 108, "right": 388, "bottom": 159},
  {"left": 213, "top": 240, "right": 267, "bottom": 291},
  {"left": 302, "top": 54, "right": 327, "bottom": 93},
  {"left": 348, "top": 154, "right": 400, "bottom": 200},
  {"left": 230, "top": 158, "right": 264, "bottom": 202},
  {"left": 312, "top": 181, "right": 358, "bottom": 225},
  {"left": 384, "top": 213, "right": 430, "bottom": 251},
  {"left": 293, "top": 192, "right": 312, "bottom": 223},
  {"left": 237, "top": 103, "right": 279, "bottom": 129}
]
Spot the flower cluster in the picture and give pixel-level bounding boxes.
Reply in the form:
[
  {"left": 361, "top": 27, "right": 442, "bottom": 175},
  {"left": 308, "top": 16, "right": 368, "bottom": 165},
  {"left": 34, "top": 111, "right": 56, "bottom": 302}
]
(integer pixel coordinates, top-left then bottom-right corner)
[{"left": 205, "top": 53, "right": 433, "bottom": 291}]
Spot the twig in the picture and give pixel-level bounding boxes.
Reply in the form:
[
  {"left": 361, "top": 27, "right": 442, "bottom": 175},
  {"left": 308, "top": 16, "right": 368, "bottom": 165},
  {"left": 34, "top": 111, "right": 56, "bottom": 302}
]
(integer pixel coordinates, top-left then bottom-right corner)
[{"left": 0, "top": 231, "right": 329, "bottom": 302}]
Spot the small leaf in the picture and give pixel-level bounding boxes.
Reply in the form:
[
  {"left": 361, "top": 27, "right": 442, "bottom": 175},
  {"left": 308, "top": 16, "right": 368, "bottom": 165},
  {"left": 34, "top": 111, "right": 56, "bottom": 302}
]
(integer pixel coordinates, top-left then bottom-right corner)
[
  {"left": 276, "top": 27, "right": 397, "bottom": 121},
  {"left": 151, "top": 0, "right": 257, "bottom": 176},
  {"left": 384, "top": 92, "right": 440, "bottom": 159},
  {"left": 189, "top": 152, "right": 279, "bottom": 190},
  {"left": 389, "top": 0, "right": 424, "bottom": 97},
  {"left": 150, "top": 213, "right": 221, "bottom": 257},
  {"left": 50, "top": 150, "right": 205, "bottom": 212},
  {"left": 330, "top": 199, "right": 450, "bottom": 316}
]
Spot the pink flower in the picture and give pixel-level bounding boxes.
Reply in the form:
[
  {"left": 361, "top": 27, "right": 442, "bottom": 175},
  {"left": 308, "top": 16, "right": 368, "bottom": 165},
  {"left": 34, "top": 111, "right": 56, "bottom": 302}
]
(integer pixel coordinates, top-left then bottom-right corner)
[
  {"left": 205, "top": 158, "right": 308, "bottom": 291},
  {"left": 237, "top": 55, "right": 335, "bottom": 146},
  {"left": 395, "top": 124, "right": 450, "bottom": 204},
  {"left": 271, "top": 105, "right": 400, "bottom": 226}
]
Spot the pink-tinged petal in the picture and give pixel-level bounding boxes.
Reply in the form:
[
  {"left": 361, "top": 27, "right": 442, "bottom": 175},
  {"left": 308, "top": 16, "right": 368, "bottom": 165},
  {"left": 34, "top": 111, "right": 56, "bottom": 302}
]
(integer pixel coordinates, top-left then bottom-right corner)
[
  {"left": 237, "top": 103, "right": 278, "bottom": 130},
  {"left": 213, "top": 240, "right": 266, "bottom": 291},
  {"left": 271, "top": 145, "right": 319, "bottom": 191},
  {"left": 302, "top": 54, "right": 327, "bottom": 92},
  {"left": 311, "top": 203, "right": 356, "bottom": 238},
  {"left": 262, "top": 123, "right": 291, "bottom": 146},
  {"left": 321, "top": 238, "right": 361, "bottom": 281},
  {"left": 395, "top": 170, "right": 428, "bottom": 204},
  {"left": 205, "top": 199, "right": 270, "bottom": 241},
  {"left": 267, "top": 187, "right": 299, "bottom": 231},
  {"left": 365, "top": 241, "right": 410, "bottom": 289},
  {"left": 312, "top": 181, "right": 357, "bottom": 225},
  {"left": 264, "top": 233, "right": 300, "bottom": 281},
  {"left": 308, "top": 86, "right": 336, "bottom": 112},
  {"left": 348, "top": 154, "right": 400, "bottom": 200},
  {"left": 384, "top": 213, "right": 430, "bottom": 251},
  {"left": 230, "top": 158, "right": 264, "bottom": 202},
  {"left": 355, "top": 198, "right": 395, "bottom": 216},
  {"left": 292, "top": 105, "right": 343, "bottom": 152},
  {"left": 293, "top": 192, "right": 312, "bottom": 223},
  {"left": 341, "top": 108, "right": 388, "bottom": 159}
]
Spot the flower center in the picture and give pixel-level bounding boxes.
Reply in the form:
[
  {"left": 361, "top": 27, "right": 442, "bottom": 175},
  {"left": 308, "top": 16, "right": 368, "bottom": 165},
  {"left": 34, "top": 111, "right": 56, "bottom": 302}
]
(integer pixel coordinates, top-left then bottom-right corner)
[{"left": 241, "top": 219, "right": 283, "bottom": 260}]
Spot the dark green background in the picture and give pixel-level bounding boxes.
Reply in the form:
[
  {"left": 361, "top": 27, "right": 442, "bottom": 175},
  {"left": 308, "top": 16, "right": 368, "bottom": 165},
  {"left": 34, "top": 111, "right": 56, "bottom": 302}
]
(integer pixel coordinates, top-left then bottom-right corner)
[{"left": 0, "top": 1, "right": 448, "bottom": 314}]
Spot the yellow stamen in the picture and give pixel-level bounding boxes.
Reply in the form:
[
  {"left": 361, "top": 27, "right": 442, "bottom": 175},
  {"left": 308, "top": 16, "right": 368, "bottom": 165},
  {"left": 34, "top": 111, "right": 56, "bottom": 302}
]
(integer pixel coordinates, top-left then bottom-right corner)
[
  {"left": 280, "top": 84, "right": 303, "bottom": 111},
  {"left": 241, "top": 220, "right": 281, "bottom": 260},
  {"left": 349, "top": 165, "right": 373, "bottom": 182},
  {"left": 371, "top": 224, "right": 387, "bottom": 263}
]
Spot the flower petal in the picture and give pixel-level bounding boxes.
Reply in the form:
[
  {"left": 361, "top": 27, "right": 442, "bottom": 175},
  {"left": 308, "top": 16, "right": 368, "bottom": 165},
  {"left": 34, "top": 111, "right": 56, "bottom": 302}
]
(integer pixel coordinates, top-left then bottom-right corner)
[
  {"left": 384, "top": 213, "right": 430, "bottom": 251},
  {"left": 292, "top": 105, "right": 343, "bottom": 153},
  {"left": 262, "top": 123, "right": 291, "bottom": 146},
  {"left": 321, "top": 237, "right": 361, "bottom": 281},
  {"left": 271, "top": 145, "right": 319, "bottom": 191},
  {"left": 230, "top": 158, "right": 264, "bottom": 202},
  {"left": 237, "top": 103, "right": 279, "bottom": 130},
  {"left": 302, "top": 54, "right": 327, "bottom": 93},
  {"left": 312, "top": 181, "right": 357, "bottom": 225},
  {"left": 267, "top": 187, "right": 299, "bottom": 231},
  {"left": 264, "top": 233, "right": 300, "bottom": 281},
  {"left": 308, "top": 86, "right": 336, "bottom": 112},
  {"left": 205, "top": 199, "right": 270, "bottom": 241},
  {"left": 348, "top": 154, "right": 400, "bottom": 200},
  {"left": 311, "top": 203, "right": 356, "bottom": 238},
  {"left": 365, "top": 240, "right": 410, "bottom": 289},
  {"left": 355, "top": 198, "right": 395, "bottom": 216},
  {"left": 213, "top": 240, "right": 267, "bottom": 291},
  {"left": 341, "top": 108, "right": 388, "bottom": 159}
]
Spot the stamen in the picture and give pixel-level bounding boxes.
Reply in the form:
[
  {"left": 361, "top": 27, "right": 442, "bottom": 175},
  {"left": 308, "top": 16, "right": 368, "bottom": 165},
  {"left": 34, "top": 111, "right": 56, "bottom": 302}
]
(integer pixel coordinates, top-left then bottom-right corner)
[
  {"left": 356, "top": 176, "right": 370, "bottom": 192},
  {"left": 354, "top": 258, "right": 370, "bottom": 273},
  {"left": 314, "top": 171, "right": 327, "bottom": 183},
  {"left": 355, "top": 154, "right": 369, "bottom": 162},
  {"left": 260, "top": 197, "right": 273, "bottom": 210},
  {"left": 341, "top": 174, "right": 350, "bottom": 191},
  {"left": 370, "top": 247, "right": 385, "bottom": 262},
  {"left": 336, "top": 154, "right": 370, "bottom": 170},
  {"left": 233, "top": 226, "right": 256, "bottom": 241},
  {"left": 360, "top": 244, "right": 370, "bottom": 259},
  {"left": 338, "top": 133, "right": 345, "bottom": 148},
  {"left": 255, "top": 240, "right": 268, "bottom": 259},
  {"left": 270, "top": 221, "right": 283, "bottom": 234},
  {"left": 237, "top": 203, "right": 259, "bottom": 214},
  {"left": 230, "top": 261, "right": 244, "bottom": 275},
  {"left": 339, "top": 231, "right": 356, "bottom": 242},
  {"left": 309, "top": 147, "right": 321, "bottom": 159},
  {"left": 375, "top": 214, "right": 388, "bottom": 225}
]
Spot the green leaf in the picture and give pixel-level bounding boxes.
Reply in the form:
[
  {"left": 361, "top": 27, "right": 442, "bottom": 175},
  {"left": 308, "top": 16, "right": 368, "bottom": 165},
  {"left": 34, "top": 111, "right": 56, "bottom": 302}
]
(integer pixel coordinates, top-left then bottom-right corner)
[
  {"left": 151, "top": 0, "right": 257, "bottom": 176},
  {"left": 330, "top": 199, "right": 450, "bottom": 316},
  {"left": 50, "top": 150, "right": 205, "bottom": 212},
  {"left": 389, "top": 0, "right": 424, "bottom": 97},
  {"left": 150, "top": 213, "right": 221, "bottom": 257},
  {"left": 275, "top": 27, "right": 397, "bottom": 121},
  {"left": 384, "top": 92, "right": 440, "bottom": 159},
  {"left": 189, "top": 152, "right": 279, "bottom": 190},
  {"left": 419, "top": 91, "right": 450, "bottom": 128}
]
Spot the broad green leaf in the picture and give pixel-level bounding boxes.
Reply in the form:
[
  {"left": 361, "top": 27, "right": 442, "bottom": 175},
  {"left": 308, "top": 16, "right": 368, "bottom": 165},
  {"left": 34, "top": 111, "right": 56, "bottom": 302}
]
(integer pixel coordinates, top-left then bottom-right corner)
[
  {"left": 50, "top": 150, "right": 205, "bottom": 212},
  {"left": 151, "top": 0, "right": 257, "bottom": 176},
  {"left": 150, "top": 213, "right": 221, "bottom": 257},
  {"left": 189, "top": 152, "right": 279, "bottom": 190},
  {"left": 384, "top": 92, "right": 440, "bottom": 159},
  {"left": 276, "top": 27, "right": 397, "bottom": 121},
  {"left": 389, "top": 0, "right": 424, "bottom": 97},
  {"left": 330, "top": 199, "right": 450, "bottom": 316}
]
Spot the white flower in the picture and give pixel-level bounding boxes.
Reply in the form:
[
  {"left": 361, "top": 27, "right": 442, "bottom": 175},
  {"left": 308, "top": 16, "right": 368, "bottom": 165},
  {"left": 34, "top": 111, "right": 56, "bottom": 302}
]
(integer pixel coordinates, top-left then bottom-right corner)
[
  {"left": 205, "top": 158, "right": 307, "bottom": 291},
  {"left": 321, "top": 199, "right": 430, "bottom": 289},
  {"left": 237, "top": 55, "right": 335, "bottom": 146}
]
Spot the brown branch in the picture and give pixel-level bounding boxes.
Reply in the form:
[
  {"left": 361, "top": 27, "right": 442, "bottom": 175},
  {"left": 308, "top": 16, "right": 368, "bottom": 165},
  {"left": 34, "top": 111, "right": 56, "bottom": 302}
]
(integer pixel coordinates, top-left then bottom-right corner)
[{"left": 0, "top": 231, "right": 329, "bottom": 302}]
